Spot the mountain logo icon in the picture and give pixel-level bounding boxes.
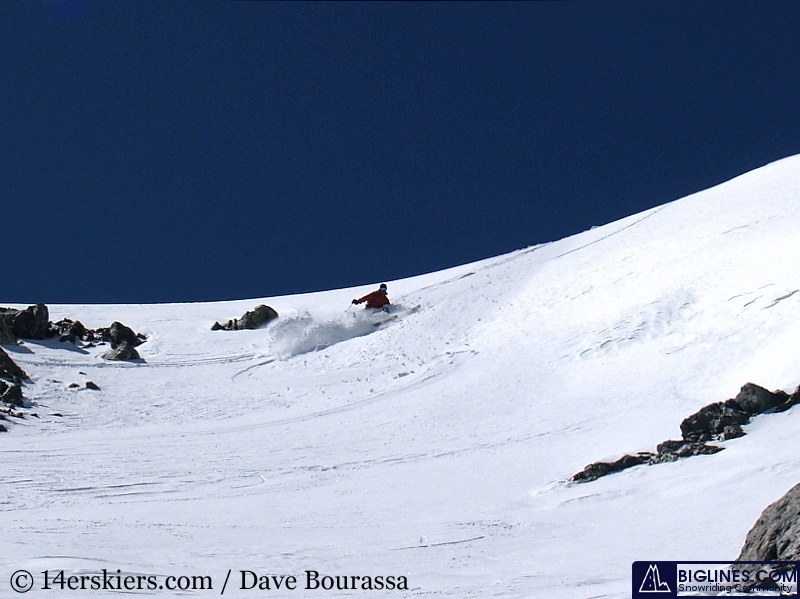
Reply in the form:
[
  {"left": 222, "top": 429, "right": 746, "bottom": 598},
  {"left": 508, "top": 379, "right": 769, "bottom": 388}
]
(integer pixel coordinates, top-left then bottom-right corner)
[{"left": 639, "top": 564, "right": 671, "bottom": 593}]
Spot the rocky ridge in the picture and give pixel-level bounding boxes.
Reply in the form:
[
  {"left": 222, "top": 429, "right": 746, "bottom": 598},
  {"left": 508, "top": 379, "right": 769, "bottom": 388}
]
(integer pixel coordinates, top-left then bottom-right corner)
[{"left": 572, "top": 383, "right": 800, "bottom": 483}]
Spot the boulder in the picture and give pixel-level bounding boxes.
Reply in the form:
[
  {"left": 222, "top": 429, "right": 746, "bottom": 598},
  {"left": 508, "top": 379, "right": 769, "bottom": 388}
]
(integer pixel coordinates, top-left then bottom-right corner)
[
  {"left": 738, "top": 481, "right": 800, "bottom": 561},
  {"left": 103, "top": 341, "right": 141, "bottom": 361},
  {"left": 0, "top": 304, "right": 53, "bottom": 339},
  {"left": 101, "top": 321, "right": 145, "bottom": 348},
  {"left": 212, "top": 305, "right": 278, "bottom": 331},
  {"left": 680, "top": 399, "right": 750, "bottom": 442},
  {"left": 774, "top": 385, "right": 800, "bottom": 413},
  {"left": 722, "top": 424, "right": 746, "bottom": 440},
  {"left": 0, "top": 347, "right": 28, "bottom": 383},
  {"left": 52, "top": 319, "right": 146, "bottom": 348},
  {"left": 0, "top": 308, "right": 18, "bottom": 337},
  {"left": 54, "top": 319, "right": 88, "bottom": 343},
  {"left": 654, "top": 439, "right": 724, "bottom": 462},
  {"left": 734, "top": 383, "right": 783, "bottom": 415},
  {"left": 240, "top": 305, "right": 279, "bottom": 329},
  {"left": 1, "top": 384, "right": 24, "bottom": 407},
  {"left": 0, "top": 318, "right": 15, "bottom": 345},
  {"left": 85, "top": 381, "right": 100, "bottom": 390}
]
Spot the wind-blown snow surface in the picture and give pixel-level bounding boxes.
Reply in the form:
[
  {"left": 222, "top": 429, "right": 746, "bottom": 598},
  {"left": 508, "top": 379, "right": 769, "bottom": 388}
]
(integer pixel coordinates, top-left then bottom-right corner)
[{"left": 4, "top": 156, "right": 800, "bottom": 598}]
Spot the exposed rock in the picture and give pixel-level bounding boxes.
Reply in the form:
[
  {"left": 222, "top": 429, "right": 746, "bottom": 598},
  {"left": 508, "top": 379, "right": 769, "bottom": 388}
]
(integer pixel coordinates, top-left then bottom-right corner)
[
  {"left": 0, "top": 347, "right": 28, "bottom": 382},
  {"left": 0, "top": 405, "right": 22, "bottom": 419},
  {"left": 52, "top": 316, "right": 146, "bottom": 348},
  {"left": 686, "top": 401, "right": 747, "bottom": 441},
  {"left": 103, "top": 341, "right": 141, "bottom": 361},
  {"left": 680, "top": 384, "right": 795, "bottom": 442},
  {"left": 738, "top": 481, "right": 800, "bottom": 561},
  {"left": 773, "top": 384, "right": 800, "bottom": 413},
  {"left": 680, "top": 399, "right": 750, "bottom": 442},
  {"left": 54, "top": 319, "right": 88, "bottom": 343},
  {"left": 1, "top": 384, "right": 24, "bottom": 407},
  {"left": 85, "top": 381, "right": 100, "bottom": 390},
  {"left": 572, "top": 439, "right": 728, "bottom": 482},
  {"left": 0, "top": 304, "right": 52, "bottom": 340},
  {"left": 734, "top": 383, "right": 784, "bottom": 415},
  {"left": 572, "top": 452, "right": 654, "bottom": 483},
  {"left": 212, "top": 305, "right": 279, "bottom": 331},
  {"left": 723, "top": 423, "right": 746, "bottom": 439},
  {"left": 69, "top": 383, "right": 80, "bottom": 388},
  {"left": 0, "top": 318, "right": 15, "bottom": 344},
  {"left": 0, "top": 406, "right": 25, "bottom": 420},
  {"left": 100, "top": 321, "right": 145, "bottom": 348},
  {"left": 653, "top": 440, "right": 723, "bottom": 462},
  {"left": 1, "top": 308, "right": 147, "bottom": 360},
  {"left": 0, "top": 381, "right": 7, "bottom": 395},
  {"left": 572, "top": 379, "right": 800, "bottom": 484},
  {"left": 0, "top": 423, "right": 6, "bottom": 432}
]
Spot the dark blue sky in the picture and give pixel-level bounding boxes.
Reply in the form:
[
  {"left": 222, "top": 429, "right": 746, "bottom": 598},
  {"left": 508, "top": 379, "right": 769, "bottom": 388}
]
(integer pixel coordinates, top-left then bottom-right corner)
[{"left": 4, "top": 1, "right": 800, "bottom": 304}]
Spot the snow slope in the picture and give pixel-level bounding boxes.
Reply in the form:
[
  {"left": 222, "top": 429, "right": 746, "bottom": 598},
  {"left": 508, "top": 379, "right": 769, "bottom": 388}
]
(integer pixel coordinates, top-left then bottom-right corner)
[{"left": 3, "top": 155, "right": 800, "bottom": 597}]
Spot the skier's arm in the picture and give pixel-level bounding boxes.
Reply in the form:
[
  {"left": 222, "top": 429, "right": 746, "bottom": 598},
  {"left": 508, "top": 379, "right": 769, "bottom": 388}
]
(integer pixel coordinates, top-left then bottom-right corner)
[{"left": 355, "top": 291, "right": 377, "bottom": 304}]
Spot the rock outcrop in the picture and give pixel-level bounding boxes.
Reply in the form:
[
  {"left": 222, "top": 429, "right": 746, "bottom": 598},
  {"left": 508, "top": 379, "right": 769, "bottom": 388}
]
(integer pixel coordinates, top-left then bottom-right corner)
[
  {"left": 103, "top": 321, "right": 145, "bottom": 348},
  {"left": 681, "top": 384, "right": 798, "bottom": 442},
  {"left": 0, "top": 304, "right": 52, "bottom": 340},
  {"left": 54, "top": 319, "right": 87, "bottom": 343},
  {"left": 0, "top": 347, "right": 28, "bottom": 408},
  {"left": 1, "top": 384, "right": 24, "bottom": 407},
  {"left": 0, "top": 305, "right": 147, "bottom": 353},
  {"left": 0, "top": 318, "right": 15, "bottom": 344},
  {"left": 53, "top": 318, "right": 146, "bottom": 349},
  {"left": 734, "top": 383, "right": 788, "bottom": 414},
  {"left": 738, "top": 481, "right": 800, "bottom": 562},
  {"left": 0, "top": 404, "right": 26, "bottom": 429},
  {"left": 572, "top": 441, "right": 725, "bottom": 483},
  {"left": 680, "top": 399, "right": 751, "bottom": 442},
  {"left": 0, "top": 347, "right": 27, "bottom": 383},
  {"left": 572, "top": 383, "right": 800, "bottom": 483},
  {"left": 572, "top": 453, "right": 653, "bottom": 483},
  {"left": 212, "top": 305, "right": 279, "bottom": 331},
  {"left": 103, "top": 341, "right": 141, "bottom": 361},
  {"left": 0, "top": 305, "right": 150, "bottom": 428}
]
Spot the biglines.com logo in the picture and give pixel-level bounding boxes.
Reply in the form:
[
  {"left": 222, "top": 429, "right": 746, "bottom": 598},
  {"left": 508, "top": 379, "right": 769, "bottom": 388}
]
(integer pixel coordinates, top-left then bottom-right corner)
[{"left": 632, "top": 561, "right": 799, "bottom": 598}]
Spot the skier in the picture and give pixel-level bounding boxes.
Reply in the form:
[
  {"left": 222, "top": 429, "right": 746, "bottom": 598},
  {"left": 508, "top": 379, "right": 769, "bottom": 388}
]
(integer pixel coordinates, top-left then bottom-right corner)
[{"left": 352, "top": 284, "right": 390, "bottom": 310}]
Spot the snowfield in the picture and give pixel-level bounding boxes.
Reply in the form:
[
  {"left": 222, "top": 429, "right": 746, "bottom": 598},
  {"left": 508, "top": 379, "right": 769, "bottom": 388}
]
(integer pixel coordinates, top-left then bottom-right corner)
[{"left": 3, "top": 155, "right": 800, "bottom": 597}]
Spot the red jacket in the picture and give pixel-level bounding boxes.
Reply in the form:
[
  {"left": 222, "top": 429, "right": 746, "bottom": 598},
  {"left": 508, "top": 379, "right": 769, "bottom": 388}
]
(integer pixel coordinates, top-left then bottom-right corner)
[{"left": 355, "top": 289, "right": 390, "bottom": 309}]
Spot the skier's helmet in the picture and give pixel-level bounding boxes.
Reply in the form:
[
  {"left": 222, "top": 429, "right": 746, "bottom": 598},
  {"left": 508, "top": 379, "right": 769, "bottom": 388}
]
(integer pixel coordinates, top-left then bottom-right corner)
[{"left": 380, "top": 283, "right": 387, "bottom": 291}]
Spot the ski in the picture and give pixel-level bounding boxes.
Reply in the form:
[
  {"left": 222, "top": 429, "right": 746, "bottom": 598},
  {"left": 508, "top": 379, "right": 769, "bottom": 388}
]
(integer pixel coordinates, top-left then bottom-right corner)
[{"left": 373, "top": 305, "right": 421, "bottom": 327}]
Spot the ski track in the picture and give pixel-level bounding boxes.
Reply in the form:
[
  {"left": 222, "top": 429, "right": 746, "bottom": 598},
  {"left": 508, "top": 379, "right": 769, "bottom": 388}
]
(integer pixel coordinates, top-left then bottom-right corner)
[{"left": 4, "top": 156, "right": 800, "bottom": 597}]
